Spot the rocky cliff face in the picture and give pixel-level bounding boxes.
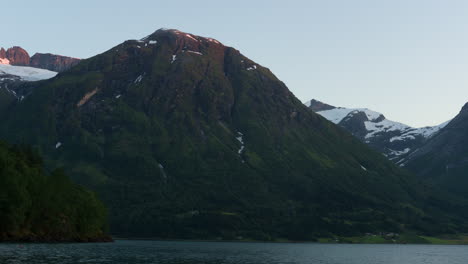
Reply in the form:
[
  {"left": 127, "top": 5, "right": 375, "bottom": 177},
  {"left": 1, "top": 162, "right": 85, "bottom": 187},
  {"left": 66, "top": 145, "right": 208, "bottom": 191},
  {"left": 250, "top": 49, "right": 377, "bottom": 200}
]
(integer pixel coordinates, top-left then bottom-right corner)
[
  {"left": 2, "top": 47, "right": 30, "bottom": 66},
  {"left": 0, "top": 46, "right": 80, "bottom": 72},
  {"left": 30, "top": 53, "right": 80, "bottom": 72},
  {"left": 305, "top": 99, "right": 335, "bottom": 112}
]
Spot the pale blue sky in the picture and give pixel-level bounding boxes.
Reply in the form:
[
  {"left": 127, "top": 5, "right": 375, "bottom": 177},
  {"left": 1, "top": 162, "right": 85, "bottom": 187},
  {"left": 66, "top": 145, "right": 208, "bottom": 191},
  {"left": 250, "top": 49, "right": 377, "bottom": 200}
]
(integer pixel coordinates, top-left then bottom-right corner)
[{"left": 3, "top": 0, "right": 468, "bottom": 127}]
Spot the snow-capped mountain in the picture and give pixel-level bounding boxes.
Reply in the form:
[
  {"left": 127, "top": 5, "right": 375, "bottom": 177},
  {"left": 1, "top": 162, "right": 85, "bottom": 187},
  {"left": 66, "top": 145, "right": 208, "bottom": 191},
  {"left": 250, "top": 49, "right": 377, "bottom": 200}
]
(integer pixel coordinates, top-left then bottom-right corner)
[{"left": 305, "top": 99, "right": 449, "bottom": 162}]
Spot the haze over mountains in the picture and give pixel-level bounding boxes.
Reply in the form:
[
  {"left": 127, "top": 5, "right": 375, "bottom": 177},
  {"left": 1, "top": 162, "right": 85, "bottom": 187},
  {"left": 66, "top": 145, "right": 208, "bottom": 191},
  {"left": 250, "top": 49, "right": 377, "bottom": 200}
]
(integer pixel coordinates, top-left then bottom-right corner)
[{"left": 1, "top": 29, "right": 468, "bottom": 241}]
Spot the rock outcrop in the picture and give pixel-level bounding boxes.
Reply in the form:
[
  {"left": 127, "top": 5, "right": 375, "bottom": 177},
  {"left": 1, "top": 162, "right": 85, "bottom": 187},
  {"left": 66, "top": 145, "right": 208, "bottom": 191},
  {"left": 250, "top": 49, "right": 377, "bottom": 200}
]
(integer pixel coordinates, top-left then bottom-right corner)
[
  {"left": 30, "top": 53, "right": 80, "bottom": 72},
  {"left": 4, "top": 46, "right": 30, "bottom": 66},
  {"left": 0, "top": 46, "right": 80, "bottom": 72}
]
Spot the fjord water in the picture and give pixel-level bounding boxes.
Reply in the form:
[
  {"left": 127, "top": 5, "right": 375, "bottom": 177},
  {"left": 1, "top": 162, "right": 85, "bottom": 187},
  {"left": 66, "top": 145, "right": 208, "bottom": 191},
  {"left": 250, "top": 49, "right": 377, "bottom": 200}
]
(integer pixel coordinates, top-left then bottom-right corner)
[{"left": 1, "top": 240, "right": 468, "bottom": 264}]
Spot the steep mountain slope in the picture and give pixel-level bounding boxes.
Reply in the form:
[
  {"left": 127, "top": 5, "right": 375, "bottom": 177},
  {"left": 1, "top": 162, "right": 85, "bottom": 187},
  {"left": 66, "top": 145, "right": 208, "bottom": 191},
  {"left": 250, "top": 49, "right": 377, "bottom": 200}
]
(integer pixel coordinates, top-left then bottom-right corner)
[
  {"left": 0, "top": 29, "right": 465, "bottom": 240},
  {"left": 306, "top": 99, "right": 448, "bottom": 162},
  {"left": 405, "top": 103, "right": 468, "bottom": 197}
]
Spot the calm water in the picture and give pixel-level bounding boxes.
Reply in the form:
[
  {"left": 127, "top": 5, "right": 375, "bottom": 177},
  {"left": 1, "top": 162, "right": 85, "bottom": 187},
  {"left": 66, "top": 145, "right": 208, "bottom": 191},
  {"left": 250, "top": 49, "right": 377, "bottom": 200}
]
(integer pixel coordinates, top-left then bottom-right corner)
[{"left": 1, "top": 240, "right": 467, "bottom": 264}]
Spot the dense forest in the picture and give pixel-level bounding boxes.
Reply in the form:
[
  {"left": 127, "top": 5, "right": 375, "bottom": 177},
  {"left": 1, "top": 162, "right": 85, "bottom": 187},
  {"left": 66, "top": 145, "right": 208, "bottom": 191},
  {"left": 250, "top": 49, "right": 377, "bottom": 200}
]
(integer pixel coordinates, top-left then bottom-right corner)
[{"left": 0, "top": 141, "right": 110, "bottom": 242}]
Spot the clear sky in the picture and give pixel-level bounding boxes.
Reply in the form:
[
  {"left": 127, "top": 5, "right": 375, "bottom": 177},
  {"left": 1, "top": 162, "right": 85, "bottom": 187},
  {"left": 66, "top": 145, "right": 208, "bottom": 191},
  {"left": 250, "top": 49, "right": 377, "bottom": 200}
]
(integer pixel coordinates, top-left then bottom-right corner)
[{"left": 3, "top": 0, "right": 468, "bottom": 127}]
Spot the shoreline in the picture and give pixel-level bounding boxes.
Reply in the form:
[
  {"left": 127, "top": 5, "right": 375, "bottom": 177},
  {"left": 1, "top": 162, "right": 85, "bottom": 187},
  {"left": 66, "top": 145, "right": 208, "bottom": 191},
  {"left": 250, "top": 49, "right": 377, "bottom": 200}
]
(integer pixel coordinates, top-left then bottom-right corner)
[{"left": 110, "top": 234, "right": 468, "bottom": 245}]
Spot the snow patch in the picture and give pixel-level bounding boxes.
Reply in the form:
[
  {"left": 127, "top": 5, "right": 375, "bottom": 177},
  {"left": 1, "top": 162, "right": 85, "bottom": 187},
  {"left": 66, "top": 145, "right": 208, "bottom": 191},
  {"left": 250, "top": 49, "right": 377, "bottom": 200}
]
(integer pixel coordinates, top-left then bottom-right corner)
[
  {"left": 247, "top": 65, "right": 257, "bottom": 71},
  {"left": 360, "top": 165, "right": 367, "bottom": 171},
  {"left": 207, "top": 38, "right": 221, "bottom": 44},
  {"left": 115, "top": 94, "right": 121, "bottom": 99},
  {"left": 55, "top": 142, "right": 62, "bottom": 149},
  {"left": 0, "top": 64, "right": 57, "bottom": 81},
  {"left": 364, "top": 119, "right": 410, "bottom": 139},
  {"left": 411, "top": 120, "right": 450, "bottom": 138},
  {"left": 158, "top": 163, "right": 168, "bottom": 179},
  {"left": 236, "top": 132, "right": 245, "bottom": 162},
  {"left": 171, "top": 55, "right": 177, "bottom": 64},
  {"left": 388, "top": 148, "right": 411, "bottom": 157},
  {"left": 185, "top": 34, "right": 198, "bottom": 42},
  {"left": 0, "top": 58, "right": 9, "bottom": 65},
  {"left": 134, "top": 75, "right": 143, "bottom": 84},
  {"left": 186, "top": 50, "right": 203, "bottom": 56},
  {"left": 389, "top": 135, "right": 415, "bottom": 143},
  {"left": 318, "top": 108, "right": 384, "bottom": 124},
  {"left": 317, "top": 107, "right": 448, "bottom": 140},
  {"left": 149, "top": 40, "right": 157, "bottom": 45}
]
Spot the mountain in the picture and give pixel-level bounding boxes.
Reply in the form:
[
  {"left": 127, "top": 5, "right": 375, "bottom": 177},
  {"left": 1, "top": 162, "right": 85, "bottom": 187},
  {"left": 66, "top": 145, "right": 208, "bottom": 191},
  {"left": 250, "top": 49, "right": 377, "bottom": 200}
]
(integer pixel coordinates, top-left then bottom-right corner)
[
  {"left": 305, "top": 99, "right": 448, "bottom": 162},
  {"left": 0, "top": 46, "right": 80, "bottom": 72},
  {"left": 405, "top": 103, "right": 468, "bottom": 197},
  {"left": 0, "top": 141, "right": 109, "bottom": 242},
  {"left": 30, "top": 53, "right": 81, "bottom": 72},
  {"left": 0, "top": 29, "right": 465, "bottom": 240},
  {"left": 0, "top": 47, "right": 30, "bottom": 66}
]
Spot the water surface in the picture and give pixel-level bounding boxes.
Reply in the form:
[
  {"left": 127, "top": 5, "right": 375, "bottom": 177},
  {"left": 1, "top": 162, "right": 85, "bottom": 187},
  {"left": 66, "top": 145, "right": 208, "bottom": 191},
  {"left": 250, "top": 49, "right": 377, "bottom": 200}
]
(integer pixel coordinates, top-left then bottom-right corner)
[{"left": 1, "top": 240, "right": 467, "bottom": 264}]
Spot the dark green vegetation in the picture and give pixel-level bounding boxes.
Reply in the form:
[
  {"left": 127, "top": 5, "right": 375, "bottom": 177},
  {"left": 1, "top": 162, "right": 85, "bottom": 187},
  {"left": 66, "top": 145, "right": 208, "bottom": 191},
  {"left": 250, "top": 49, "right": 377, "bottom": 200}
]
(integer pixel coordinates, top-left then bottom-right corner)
[
  {"left": 406, "top": 103, "right": 468, "bottom": 199},
  {"left": 0, "top": 29, "right": 467, "bottom": 241},
  {"left": 0, "top": 142, "right": 109, "bottom": 242}
]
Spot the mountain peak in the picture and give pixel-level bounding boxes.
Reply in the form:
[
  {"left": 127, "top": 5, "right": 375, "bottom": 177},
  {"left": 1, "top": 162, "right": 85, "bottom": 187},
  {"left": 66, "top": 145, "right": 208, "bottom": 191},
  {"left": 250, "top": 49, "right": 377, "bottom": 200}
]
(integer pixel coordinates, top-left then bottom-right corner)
[
  {"left": 461, "top": 102, "right": 468, "bottom": 113},
  {"left": 142, "top": 28, "right": 224, "bottom": 47},
  {"left": 2, "top": 46, "right": 30, "bottom": 66},
  {"left": 305, "top": 99, "right": 336, "bottom": 112}
]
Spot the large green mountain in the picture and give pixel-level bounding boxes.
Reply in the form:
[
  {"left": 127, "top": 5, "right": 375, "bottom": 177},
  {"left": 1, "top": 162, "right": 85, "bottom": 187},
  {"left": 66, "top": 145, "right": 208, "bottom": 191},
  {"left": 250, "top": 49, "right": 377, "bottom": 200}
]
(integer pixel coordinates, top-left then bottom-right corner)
[
  {"left": 0, "top": 142, "right": 109, "bottom": 242},
  {"left": 0, "top": 29, "right": 465, "bottom": 240}
]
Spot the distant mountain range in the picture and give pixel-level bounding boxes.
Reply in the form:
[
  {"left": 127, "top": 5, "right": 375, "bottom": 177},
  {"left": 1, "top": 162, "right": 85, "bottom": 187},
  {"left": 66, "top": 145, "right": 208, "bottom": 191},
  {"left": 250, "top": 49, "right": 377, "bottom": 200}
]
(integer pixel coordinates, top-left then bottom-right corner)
[
  {"left": 0, "top": 29, "right": 465, "bottom": 240},
  {"left": 305, "top": 99, "right": 449, "bottom": 162},
  {"left": 0, "top": 46, "right": 80, "bottom": 72},
  {"left": 0, "top": 46, "right": 79, "bottom": 101}
]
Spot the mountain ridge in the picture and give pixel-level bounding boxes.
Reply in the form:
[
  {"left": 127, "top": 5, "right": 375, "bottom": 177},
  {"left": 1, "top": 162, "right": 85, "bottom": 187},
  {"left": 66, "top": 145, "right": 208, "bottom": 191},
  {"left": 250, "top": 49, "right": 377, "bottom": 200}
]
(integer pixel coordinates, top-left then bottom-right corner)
[
  {"left": 405, "top": 102, "right": 468, "bottom": 198},
  {"left": 0, "top": 46, "right": 80, "bottom": 72},
  {"left": 305, "top": 99, "right": 449, "bottom": 162},
  {"left": 0, "top": 29, "right": 465, "bottom": 239}
]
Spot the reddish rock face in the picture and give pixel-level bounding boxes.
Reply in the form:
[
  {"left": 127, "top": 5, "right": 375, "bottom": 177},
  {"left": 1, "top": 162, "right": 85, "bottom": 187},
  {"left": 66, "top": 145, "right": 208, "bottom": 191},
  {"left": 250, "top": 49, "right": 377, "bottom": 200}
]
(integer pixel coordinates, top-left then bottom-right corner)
[
  {"left": 0, "top": 46, "right": 81, "bottom": 72},
  {"left": 5, "top": 46, "right": 30, "bottom": 66},
  {"left": 30, "top": 53, "right": 80, "bottom": 72},
  {"left": 0, "top": 48, "right": 6, "bottom": 59}
]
